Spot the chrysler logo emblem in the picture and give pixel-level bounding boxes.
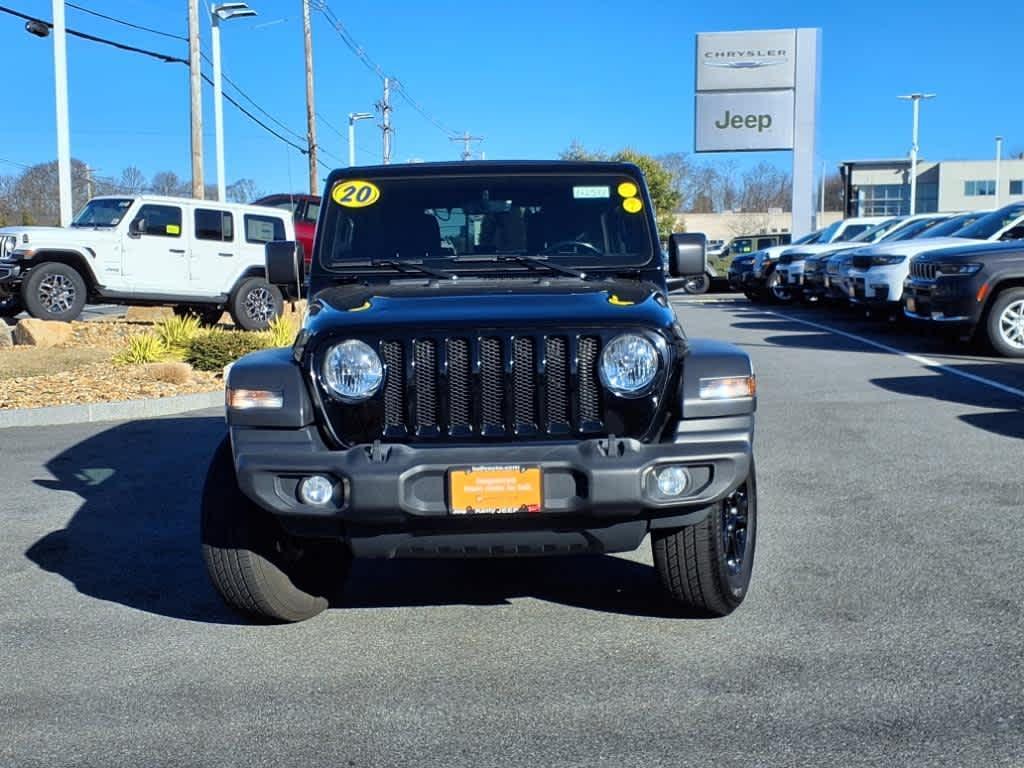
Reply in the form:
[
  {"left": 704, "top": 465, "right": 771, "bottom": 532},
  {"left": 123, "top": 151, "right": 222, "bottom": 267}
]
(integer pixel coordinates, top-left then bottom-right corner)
[
  {"left": 703, "top": 49, "right": 789, "bottom": 70},
  {"left": 704, "top": 58, "right": 786, "bottom": 70}
]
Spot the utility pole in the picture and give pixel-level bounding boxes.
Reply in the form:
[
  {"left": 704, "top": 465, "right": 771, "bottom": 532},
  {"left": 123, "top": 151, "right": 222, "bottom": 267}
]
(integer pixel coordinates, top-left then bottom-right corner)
[
  {"left": 52, "top": 0, "right": 72, "bottom": 225},
  {"left": 301, "top": 0, "right": 318, "bottom": 193},
  {"left": 995, "top": 136, "right": 1003, "bottom": 207},
  {"left": 188, "top": 0, "right": 204, "bottom": 199},
  {"left": 84, "top": 164, "right": 94, "bottom": 200},
  {"left": 450, "top": 131, "right": 484, "bottom": 161},
  {"left": 377, "top": 77, "right": 393, "bottom": 164},
  {"left": 897, "top": 93, "right": 935, "bottom": 216},
  {"left": 818, "top": 160, "right": 825, "bottom": 229}
]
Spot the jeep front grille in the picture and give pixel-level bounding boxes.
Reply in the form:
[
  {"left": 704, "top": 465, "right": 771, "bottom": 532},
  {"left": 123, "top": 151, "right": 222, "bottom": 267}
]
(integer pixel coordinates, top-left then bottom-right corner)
[
  {"left": 910, "top": 261, "right": 938, "bottom": 280},
  {"left": 374, "top": 333, "right": 605, "bottom": 440}
]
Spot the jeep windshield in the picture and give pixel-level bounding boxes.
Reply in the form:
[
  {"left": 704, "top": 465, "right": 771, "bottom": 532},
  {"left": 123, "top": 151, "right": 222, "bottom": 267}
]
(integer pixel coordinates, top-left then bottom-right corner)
[
  {"left": 71, "top": 197, "right": 134, "bottom": 228},
  {"left": 318, "top": 173, "right": 655, "bottom": 273}
]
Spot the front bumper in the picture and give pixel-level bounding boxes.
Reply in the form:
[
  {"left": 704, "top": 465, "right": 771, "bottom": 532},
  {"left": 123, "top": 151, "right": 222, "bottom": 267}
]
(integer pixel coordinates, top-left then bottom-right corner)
[
  {"left": 728, "top": 266, "right": 755, "bottom": 290},
  {"left": 903, "top": 277, "right": 979, "bottom": 325},
  {"left": 0, "top": 263, "right": 21, "bottom": 285},
  {"left": 231, "top": 416, "right": 754, "bottom": 557}
]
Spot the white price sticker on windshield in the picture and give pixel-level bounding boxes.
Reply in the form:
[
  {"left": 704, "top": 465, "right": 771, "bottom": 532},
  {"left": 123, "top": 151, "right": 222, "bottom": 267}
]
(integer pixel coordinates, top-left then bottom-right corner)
[{"left": 573, "top": 186, "right": 610, "bottom": 199}]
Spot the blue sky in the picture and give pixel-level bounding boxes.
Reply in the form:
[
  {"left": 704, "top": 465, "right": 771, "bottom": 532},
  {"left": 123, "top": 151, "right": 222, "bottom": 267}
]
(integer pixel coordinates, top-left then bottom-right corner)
[{"left": 1, "top": 0, "right": 1021, "bottom": 195}]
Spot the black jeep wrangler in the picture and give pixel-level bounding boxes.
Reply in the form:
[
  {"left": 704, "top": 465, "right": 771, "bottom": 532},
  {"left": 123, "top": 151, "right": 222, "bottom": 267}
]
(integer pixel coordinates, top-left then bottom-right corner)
[{"left": 202, "top": 161, "right": 758, "bottom": 622}]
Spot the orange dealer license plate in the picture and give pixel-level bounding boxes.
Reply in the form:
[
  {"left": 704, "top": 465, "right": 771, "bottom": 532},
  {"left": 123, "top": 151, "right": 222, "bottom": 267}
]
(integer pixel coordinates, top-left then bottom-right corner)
[{"left": 449, "top": 465, "right": 542, "bottom": 515}]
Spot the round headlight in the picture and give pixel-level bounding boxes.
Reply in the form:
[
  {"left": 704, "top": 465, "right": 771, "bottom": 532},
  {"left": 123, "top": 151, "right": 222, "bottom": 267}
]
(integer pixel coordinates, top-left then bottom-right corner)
[
  {"left": 322, "top": 340, "right": 384, "bottom": 402},
  {"left": 599, "top": 334, "right": 660, "bottom": 397}
]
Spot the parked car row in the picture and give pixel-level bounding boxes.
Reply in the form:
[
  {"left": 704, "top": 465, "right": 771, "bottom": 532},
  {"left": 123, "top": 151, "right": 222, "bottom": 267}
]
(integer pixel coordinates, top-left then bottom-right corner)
[
  {"left": 0, "top": 193, "right": 316, "bottom": 329},
  {"left": 727, "top": 203, "right": 1024, "bottom": 358}
]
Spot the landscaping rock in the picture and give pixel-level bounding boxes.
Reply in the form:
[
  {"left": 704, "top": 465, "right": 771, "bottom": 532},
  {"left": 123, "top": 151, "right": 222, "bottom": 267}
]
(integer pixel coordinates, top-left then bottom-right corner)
[
  {"left": 125, "top": 306, "right": 174, "bottom": 322},
  {"left": 284, "top": 299, "right": 308, "bottom": 316},
  {"left": 0, "top": 322, "right": 13, "bottom": 348},
  {"left": 13, "top": 318, "right": 73, "bottom": 348}
]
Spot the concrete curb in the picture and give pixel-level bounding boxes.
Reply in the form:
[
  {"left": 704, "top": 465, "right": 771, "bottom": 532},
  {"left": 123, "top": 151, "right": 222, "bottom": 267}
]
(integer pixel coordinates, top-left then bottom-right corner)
[{"left": 0, "top": 390, "right": 223, "bottom": 429}]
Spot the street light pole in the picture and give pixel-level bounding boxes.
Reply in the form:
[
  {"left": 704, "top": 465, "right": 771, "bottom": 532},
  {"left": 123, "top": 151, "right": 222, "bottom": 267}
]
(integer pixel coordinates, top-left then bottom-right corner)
[
  {"left": 898, "top": 93, "right": 935, "bottom": 215},
  {"left": 348, "top": 112, "right": 373, "bottom": 167},
  {"left": 210, "top": 3, "right": 257, "bottom": 202},
  {"left": 52, "top": 0, "right": 72, "bottom": 225},
  {"left": 995, "top": 136, "right": 1003, "bottom": 208}
]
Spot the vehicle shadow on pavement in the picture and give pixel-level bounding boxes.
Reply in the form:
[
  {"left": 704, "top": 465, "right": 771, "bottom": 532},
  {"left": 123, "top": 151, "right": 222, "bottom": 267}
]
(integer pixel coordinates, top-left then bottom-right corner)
[
  {"left": 341, "top": 556, "right": 691, "bottom": 619},
  {"left": 25, "top": 415, "right": 244, "bottom": 624},
  {"left": 871, "top": 373, "right": 1024, "bottom": 440}
]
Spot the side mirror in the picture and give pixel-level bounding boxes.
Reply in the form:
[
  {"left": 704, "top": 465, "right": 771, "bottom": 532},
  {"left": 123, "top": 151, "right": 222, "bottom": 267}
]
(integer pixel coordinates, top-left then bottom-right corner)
[
  {"left": 266, "top": 240, "right": 300, "bottom": 287},
  {"left": 667, "top": 232, "right": 707, "bottom": 277},
  {"left": 128, "top": 218, "right": 144, "bottom": 238}
]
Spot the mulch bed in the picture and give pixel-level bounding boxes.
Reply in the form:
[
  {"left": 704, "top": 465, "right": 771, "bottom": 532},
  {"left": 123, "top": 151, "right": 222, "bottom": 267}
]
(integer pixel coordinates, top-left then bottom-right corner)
[{"left": 0, "top": 319, "right": 222, "bottom": 410}]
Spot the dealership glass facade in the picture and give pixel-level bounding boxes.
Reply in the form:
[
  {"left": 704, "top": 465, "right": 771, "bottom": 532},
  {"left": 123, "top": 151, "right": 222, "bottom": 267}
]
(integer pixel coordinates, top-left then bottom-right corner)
[
  {"left": 854, "top": 183, "right": 937, "bottom": 215},
  {"left": 1011, "top": 180, "right": 1023, "bottom": 196}
]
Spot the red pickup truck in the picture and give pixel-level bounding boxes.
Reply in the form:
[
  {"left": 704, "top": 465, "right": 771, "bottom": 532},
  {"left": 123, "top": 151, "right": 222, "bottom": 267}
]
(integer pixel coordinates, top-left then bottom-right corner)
[{"left": 253, "top": 194, "right": 320, "bottom": 267}]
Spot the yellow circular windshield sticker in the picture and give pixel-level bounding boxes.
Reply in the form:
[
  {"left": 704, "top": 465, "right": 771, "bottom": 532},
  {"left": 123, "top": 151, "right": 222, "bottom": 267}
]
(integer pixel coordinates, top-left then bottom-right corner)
[
  {"left": 332, "top": 179, "right": 381, "bottom": 208},
  {"left": 622, "top": 197, "right": 643, "bottom": 214},
  {"left": 617, "top": 181, "right": 638, "bottom": 198}
]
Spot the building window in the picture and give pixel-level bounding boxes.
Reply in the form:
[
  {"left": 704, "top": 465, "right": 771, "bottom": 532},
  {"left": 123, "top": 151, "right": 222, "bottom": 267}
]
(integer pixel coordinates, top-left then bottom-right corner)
[
  {"left": 1010, "top": 180, "right": 1023, "bottom": 196},
  {"left": 855, "top": 184, "right": 908, "bottom": 217},
  {"left": 965, "top": 180, "right": 996, "bottom": 197}
]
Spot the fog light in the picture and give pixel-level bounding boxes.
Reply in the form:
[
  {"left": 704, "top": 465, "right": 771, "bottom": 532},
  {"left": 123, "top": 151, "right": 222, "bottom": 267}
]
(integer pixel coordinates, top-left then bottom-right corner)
[
  {"left": 299, "top": 475, "right": 334, "bottom": 505},
  {"left": 656, "top": 466, "right": 689, "bottom": 497}
]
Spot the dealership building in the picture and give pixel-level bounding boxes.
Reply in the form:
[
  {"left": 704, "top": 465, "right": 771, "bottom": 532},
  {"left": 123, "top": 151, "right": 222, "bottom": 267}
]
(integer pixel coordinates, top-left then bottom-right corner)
[{"left": 839, "top": 158, "right": 1024, "bottom": 217}]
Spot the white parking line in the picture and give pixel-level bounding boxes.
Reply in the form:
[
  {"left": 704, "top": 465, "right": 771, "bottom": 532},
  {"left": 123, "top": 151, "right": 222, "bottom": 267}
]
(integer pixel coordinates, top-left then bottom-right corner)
[{"left": 764, "top": 309, "right": 1024, "bottom": 401}]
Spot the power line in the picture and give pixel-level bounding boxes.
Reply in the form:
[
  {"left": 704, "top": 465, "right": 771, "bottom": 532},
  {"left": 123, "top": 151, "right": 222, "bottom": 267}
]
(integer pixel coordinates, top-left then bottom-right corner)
[
  {"left": 315, "top": 1, "right": 463, "bottom": 140},
  {"left": 65, "top": 1, "right": 187, "bottom": 42},
  {"left": 0, "top": 4, "right": 332, "bottom": 170}
]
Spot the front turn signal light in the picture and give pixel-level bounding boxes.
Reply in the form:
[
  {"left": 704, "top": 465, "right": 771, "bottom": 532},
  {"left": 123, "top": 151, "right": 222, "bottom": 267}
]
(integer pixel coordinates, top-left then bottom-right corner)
[
  {"left": 699, "top": 375, "right": 756, "bottom": 400},
  {"left": 226, "top": 388, "right": 284, "bottom": 410}
]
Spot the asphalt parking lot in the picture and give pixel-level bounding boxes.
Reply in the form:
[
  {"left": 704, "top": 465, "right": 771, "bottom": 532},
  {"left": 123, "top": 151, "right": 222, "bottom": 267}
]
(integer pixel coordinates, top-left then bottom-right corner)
[{"left": 1, "top": 295, "right": 1022, "bottom": 767}]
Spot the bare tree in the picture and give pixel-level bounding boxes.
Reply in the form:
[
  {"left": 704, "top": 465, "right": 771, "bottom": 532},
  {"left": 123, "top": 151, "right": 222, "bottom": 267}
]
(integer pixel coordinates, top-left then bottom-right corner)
[
  {"left": 739, "top": 162, "right": 792, "bottom": 212},
  {"left": 119, "top": 166, "right": 147, "bottom": 194},
  {"left": 823, "top": 172, "right": 844, "bottom": 211},
  {"left": 150, "top": 171, "right": 188, "bottom": 197},
  {"left": 226, "top": 178, "right": 261, "bottom": 203}
]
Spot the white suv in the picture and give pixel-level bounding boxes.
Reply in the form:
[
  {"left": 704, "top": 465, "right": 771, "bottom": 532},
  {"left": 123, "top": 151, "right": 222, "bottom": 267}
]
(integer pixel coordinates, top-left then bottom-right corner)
[
  {"left": 845, "top": 204, "right": 1024, "bottom": 310},
  {"left": 0, "top": 195, "right": 296, "bottom": 329}
]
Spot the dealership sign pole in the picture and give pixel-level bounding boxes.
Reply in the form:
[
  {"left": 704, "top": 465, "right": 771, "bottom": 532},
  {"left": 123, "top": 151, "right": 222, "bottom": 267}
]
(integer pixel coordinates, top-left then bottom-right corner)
[{"left": 694, "top": 28, "right": 820, "bottom": 238}]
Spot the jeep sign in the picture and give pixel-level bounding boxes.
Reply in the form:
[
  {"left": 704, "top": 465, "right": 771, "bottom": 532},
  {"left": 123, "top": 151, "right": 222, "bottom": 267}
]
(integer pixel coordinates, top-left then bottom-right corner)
[{"left": 695, "top": 91, "right": 795, "bottom": 152}]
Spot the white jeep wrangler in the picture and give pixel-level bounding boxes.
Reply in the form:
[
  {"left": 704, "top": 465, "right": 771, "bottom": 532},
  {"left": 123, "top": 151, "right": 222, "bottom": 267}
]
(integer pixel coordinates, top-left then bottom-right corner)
[{"left": 0, "top": 195, "right": 297, "bottom": 329}]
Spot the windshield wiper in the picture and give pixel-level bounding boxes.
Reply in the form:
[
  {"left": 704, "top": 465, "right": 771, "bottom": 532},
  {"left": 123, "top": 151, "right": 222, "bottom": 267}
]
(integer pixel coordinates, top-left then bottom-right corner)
[
  {"left": 371, "top": 258, "right": 456, "bottom": 281},
  {"left": 481, "top": 254, "right": 591, "bottom": 280}
]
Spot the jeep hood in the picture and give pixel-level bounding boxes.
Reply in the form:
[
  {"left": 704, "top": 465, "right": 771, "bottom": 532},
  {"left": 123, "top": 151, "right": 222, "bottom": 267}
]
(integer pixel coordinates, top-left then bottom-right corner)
[
  {"left": 847, "top": 236, "right": 988, "bottom": 257},
  {"left": 1, "top": 225, "right": 115, "bottom": 248},
  {"left": 305, "top": 278, "right": 676, "bottom": 334}
]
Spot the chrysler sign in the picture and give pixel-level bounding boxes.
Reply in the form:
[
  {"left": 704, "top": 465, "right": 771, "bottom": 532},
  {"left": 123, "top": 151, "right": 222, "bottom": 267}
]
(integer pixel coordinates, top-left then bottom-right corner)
[{"left": 697, "top": 29, "right": 797, "bottom": 91}]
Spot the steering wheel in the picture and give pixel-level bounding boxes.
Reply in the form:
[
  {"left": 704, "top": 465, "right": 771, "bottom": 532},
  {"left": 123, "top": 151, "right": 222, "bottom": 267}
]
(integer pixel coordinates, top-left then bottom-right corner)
[{"left": 541, "top": 240, "right": 603, "bottom": 256}]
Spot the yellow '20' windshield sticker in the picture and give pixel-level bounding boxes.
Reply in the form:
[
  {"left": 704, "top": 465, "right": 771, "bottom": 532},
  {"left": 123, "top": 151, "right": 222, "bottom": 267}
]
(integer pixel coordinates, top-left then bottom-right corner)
[
  {"left": 617, "top": 181, "right": 638, "bottom": 198},
  {"left": 622, "top": 197, "right": 643, "bottom": 214},
  {"left": 332, "top": 180, "right": 381, "bottom": 208}
]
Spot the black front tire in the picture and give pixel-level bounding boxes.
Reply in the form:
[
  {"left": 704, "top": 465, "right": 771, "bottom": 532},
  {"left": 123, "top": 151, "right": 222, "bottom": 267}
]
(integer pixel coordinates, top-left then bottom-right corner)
[
  {"left": 21, "top": 262, "right": 88, "bottom": 322},
  {"left": 229, "top": 277, "right": 282, "bottom": 331},
  {"left": 766, "top": 270, "right": 792, "bottom": 304},
  {"left": 652, "top": 463, "right": 757, "bottom": 617},
  {"left": 683, "top": 274, "right": 711, "bottom": 295},
  {"left": 174, "top": 304, "right": 224, "bottom": 327},
  {"left": 0, "top": 291, "right": 23, "bottom": 318},
  {"left": 985, "top": 287, "right": 1024, "bottom": 358},
  {"left": 201, "top": 437, "right": 350, "bottom": 623}
]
